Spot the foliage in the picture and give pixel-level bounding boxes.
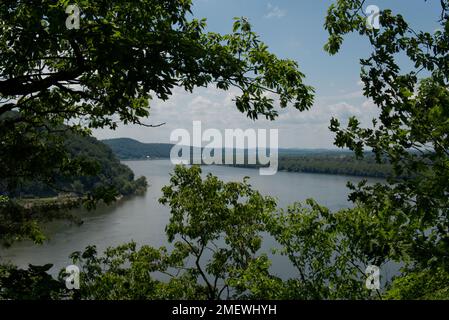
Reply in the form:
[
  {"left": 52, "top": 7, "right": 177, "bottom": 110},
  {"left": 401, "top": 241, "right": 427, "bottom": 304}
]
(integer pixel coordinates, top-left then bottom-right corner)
[
  {"left": 102, "top": 138, "right": 174, "bottom": 160},
  {"left": 0, "top": 0, "right": 313, "bottom": 246},
  {"left": 385, "top": 267, "right": 449, "bottom": 300},
  {"left": 2, "top": 127, "right": 147, "bottom": 199},
  {"left": 237, "top": 154, "right": 393, "bottom": 178},
  {"left": 0, "top": 125, "right": 148, "bottom": 246},
  {"left": 159, "top": 165, "right": 277, "bottom": 299},
  {"left": 0, "top": 263, "right": 66, "bottom": 300},
  {"left": 0, "top": 167, "right": 380, "bottom": 300},
  {"left": 1, "top": 0, "right": 449, "bottom": 301},
  {"left": 324, "top": 0, "right": 449, "bottom": 295},
  {"left": 104, "top": 137, "right": 392, "bottom": 178},
  {"left": 0, "top": 0, "right": 313, "bottom": 123},
  {"left": 266, "top": 201, "right": 379, "bottom": 300},
  {"left": 62, "top": 243, "right": 207, "bottom": 300}
]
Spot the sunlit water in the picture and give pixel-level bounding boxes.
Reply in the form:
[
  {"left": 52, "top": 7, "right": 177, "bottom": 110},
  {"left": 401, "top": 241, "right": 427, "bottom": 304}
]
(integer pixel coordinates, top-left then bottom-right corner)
[{"left": 0, "top": 160, "right": 396, "bottom": 284}]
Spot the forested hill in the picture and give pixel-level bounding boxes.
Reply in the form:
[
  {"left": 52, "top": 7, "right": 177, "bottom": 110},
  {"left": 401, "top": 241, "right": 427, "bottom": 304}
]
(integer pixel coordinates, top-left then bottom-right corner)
[
  {"left": 103, "top": 138, "right": 392, "bottom": 178},
  {"left": 2, "top": 133, "right": 147, "bottom": 199},
  {"left": 102, "top": 138, "right": 355, "bottom": 159},
  {"left": 235, "top": 155, "right": 392, "bottom": 178},
  {"left": 102, "top": 138, "right": 174, "bottom": 159}
]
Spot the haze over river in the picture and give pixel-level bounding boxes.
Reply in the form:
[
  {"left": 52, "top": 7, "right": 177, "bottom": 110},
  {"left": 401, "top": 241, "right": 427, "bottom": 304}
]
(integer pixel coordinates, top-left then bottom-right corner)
[{"left": 0, "top": 160, "right": 395, "bottom": 283}]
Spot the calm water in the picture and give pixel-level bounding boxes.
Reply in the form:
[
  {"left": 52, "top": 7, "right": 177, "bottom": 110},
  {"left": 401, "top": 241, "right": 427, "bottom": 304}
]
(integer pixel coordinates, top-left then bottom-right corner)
[{"left": 0, "top": 160, "right": 392, "bottom": 280}]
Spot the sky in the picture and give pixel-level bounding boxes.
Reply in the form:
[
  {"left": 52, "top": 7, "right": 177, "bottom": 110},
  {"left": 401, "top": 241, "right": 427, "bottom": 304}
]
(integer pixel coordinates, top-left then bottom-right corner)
[{"left": 93, "top": 0, "right": 442, "bottom": 148}]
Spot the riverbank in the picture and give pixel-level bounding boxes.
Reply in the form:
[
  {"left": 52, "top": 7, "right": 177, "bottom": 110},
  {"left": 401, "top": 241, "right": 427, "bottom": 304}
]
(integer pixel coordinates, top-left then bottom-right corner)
[{"left": 118, "top": 157, "right": 391, "bottom": 179}]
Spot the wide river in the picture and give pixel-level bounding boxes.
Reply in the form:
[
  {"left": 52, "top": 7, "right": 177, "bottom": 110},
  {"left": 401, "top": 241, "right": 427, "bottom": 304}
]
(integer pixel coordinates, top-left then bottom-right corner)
[{"left": 0, "top": 160, "right": 394, "bottom": 282}]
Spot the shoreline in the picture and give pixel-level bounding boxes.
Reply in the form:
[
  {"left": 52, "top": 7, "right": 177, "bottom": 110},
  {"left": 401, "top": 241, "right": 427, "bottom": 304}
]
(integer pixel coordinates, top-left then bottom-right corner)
[{"left": 120, "top": 158, "right": 388, "bottom": 180}]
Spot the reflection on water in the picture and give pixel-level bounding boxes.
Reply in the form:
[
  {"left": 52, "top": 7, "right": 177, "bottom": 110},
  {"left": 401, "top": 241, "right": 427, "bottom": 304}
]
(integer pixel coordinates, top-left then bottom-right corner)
[{"left": 0, "top": 160, "right": 388, "bottom": 280}]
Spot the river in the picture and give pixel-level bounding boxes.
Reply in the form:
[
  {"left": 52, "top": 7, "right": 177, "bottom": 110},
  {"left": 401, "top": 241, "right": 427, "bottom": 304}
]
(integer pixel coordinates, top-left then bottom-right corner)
[{"left": 0, "top": 160, "right": 395, "bottom": 283}]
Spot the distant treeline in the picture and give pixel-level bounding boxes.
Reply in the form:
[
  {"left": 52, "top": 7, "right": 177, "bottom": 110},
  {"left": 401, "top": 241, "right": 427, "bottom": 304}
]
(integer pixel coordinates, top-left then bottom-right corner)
[
  {"left": 234, "top": 154, "right": 392, "bottom": 178},
  {"left": 102, "top": 138, "right": 174, "bottom": 160},
  {"left": 103, "top": 138, "right": 391, "bottom": 178}
]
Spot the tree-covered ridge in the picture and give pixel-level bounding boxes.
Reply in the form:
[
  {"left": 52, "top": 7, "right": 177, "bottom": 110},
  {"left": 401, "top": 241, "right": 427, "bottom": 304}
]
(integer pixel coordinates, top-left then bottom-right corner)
[
  {"left": 235, "top": 154, "right": 392, "bottom": 178},
  {"left": 102, "top": 138, "right": 174, "bottom": 160},
  {"left": 279, "top": 155, "right": 391, "bottom": 178},
  {"left": 104, "top": 137, "right": 392, "bottom": 178},
  {"left": 1, "top": 130, "right": 147, "bottom": 199},
  {"left": 0, "top": 0, "right": 312, "bottom": 210},
  {"left": 103, "top": 137, "right": 353, "bottom": 160},
  {"left": 0, "top": 123, "right": 147, "bottom": 247}
]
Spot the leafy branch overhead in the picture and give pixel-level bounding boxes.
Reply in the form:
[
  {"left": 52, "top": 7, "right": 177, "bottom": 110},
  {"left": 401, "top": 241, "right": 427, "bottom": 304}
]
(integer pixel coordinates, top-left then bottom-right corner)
[
  {"left": 0, "top": 0, "right": 314, "bottom": 127},
  {"left": 1, "top": 0, "right": 449, "bottom": 301},
  {"left": 325, "top": 0, "right": 449, "bottom": 274},
  {"left": 0, "top": 0, "right": 313, "bottom": 241}
]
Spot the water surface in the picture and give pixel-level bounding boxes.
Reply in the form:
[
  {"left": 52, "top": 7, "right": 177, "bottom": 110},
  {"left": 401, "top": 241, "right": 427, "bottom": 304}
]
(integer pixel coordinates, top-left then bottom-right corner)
[{"left": 0, "top": 160, "right": 388, "bottom": 280}]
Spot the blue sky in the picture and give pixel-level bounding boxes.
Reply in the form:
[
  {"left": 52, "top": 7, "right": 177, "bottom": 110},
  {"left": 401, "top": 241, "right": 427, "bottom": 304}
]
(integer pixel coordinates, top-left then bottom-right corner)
[{"left": 94, "top": 0, "right": 442, "bottom": 148}]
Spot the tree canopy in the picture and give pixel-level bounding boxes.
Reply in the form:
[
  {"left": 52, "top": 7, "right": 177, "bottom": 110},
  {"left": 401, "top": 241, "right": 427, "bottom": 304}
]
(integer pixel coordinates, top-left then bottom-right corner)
[
  {"left": 325, "top": 0, "right": 449, "bottom": 274},
  {"left": 1, "top": 0, "right": 449, "bottom": 300},
  {"left": 0, "top": 0, "right": 313, "bottom": 244},
  {"left": 0, "top": 0, "right": 313, "bottom": 125}
]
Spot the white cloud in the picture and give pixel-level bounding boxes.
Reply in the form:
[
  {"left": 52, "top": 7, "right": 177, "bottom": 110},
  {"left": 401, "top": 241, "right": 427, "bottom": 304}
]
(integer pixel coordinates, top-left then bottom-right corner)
[
  {"left": 92, "top": 83, "right": 381, "bottom": 149},
  {"left": 319, "top": 89, "right": 364, "bottom": 102},
  {"left": 264, "top": 3, "right": 286, "bottom": 19},
  {"left": 277, "top": 102, "right": 361, "bottom": 126}
]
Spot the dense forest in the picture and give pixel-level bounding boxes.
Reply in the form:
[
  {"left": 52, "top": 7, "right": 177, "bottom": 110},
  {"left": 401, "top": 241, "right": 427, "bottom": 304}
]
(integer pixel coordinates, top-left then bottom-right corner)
[
  {"left": 104, "top": 138, "right": 391, "bottom": 178},
  {"left": 235, "top": 154, "right": 392, "bottom": 178},
  {"left": 277, "top": 155, "right": 391, "bottom": 178},
  {"left": 1, "top": 131, "right": 147, "bottom": 199},
  {"left": 102, "top": 138, "right": 174, "bottom": 160},
  {"left": 0, "top": 0, "right": 448, "bottom": 303}
]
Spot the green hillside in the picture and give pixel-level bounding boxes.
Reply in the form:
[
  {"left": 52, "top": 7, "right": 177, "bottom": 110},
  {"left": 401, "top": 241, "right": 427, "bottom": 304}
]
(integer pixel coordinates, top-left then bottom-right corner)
[
  {"left": 102, "top": 138, "right": 351, "bottom": 159},
  {"left": 235, "top": 154, "right": 392, "bottom": 178},
  {"left": 2, "top": 134, "right": 148, "bottom": 199},
  {"left": 103, "top": 138, "right": 391, "bottom": 178},
  {"left": 102, "top": 138, "right": 173, "bottom": 160}
]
